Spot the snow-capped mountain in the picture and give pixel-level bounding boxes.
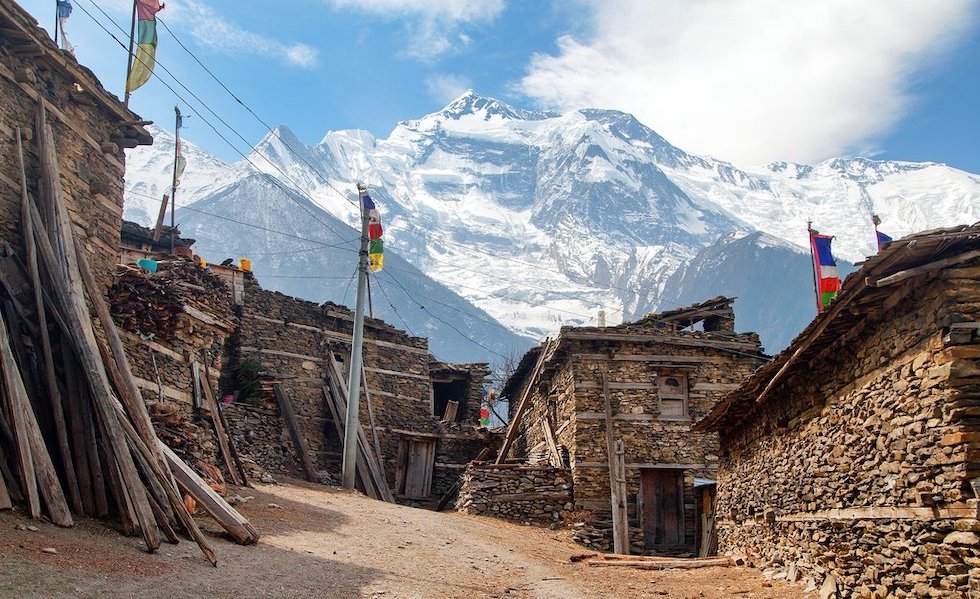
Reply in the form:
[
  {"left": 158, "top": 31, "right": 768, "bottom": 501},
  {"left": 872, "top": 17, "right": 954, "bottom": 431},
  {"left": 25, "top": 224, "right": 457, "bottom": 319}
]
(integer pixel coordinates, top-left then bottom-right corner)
[{"left": 123, "top": 91, "right": 980, "bottom": 358}]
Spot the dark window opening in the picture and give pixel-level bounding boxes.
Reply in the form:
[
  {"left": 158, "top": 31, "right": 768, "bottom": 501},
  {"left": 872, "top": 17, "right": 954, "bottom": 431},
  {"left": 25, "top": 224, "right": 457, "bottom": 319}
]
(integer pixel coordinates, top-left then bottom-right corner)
[{"left": 433, "top": 378, "right": 468, "bottom": 421}]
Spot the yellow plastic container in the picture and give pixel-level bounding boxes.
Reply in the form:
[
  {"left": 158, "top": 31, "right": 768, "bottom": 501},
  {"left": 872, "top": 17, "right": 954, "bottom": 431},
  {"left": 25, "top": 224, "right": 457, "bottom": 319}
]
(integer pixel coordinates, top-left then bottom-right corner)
[{"left": 239, "top": 258, "right": 251, "bottom": 272}]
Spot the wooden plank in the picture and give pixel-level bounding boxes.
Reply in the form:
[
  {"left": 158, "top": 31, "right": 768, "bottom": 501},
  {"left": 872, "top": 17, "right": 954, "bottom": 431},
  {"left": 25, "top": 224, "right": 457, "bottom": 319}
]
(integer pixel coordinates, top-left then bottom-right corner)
[
  {"left": 199, "top": 362, "right": 242, "bottom": 486},
  {"left": 0, "top": 310, "right": 72, "bottom": 526},
  {"left": 575, "top": 462, "right": 716, "bottom": 470},
  {"left": 191, "top": 362, "right": 203, "bottom": 410},
  {"left": 603, "top": 373, "right": 629, "bottom": 555},
  {"left": 0, "top": 462, "right": 11, "bottom": 509},
  {"left": 361, "top": 367, "right": 384, "bottom": 472},
  {"left": 540, "top": 418, "right": 563, "bottom": 468},
  {"left": 325, "top": 357, "right": 395, "bottom": 502},
  {"left": 16, "top": 127, "right": 80, "bottom": 513},
  {"left": 205, "top": 353, "right": 250, "bottom": 487},
  {"left": 496, "top": 338, "right": 553, "bottom": 464},
  {"left": 575, "top": 354, "right": 726, "bottom": 364},
  {"left": 363, "top": 366, "right": 430, "bottom": 381},
  {"left": 443, "top": 400, "right": 459, "bottom": 422},
  {"left": 272, "top": 384, "right": 317, "bottom": 482},
  {"left": 562, "top": 330, "right": 761, "bottom": 351},
  {"left": 588, "top": 557, "right": 732, "bottom": 570},
  {"left": 320, "top": 382, "right": 381, "bottom": 500},
  {"left": 152, "top": 194, "right": 169, "bottom": 242},
  {"left": 159, "top": 442, "right": 258, "bottom": 546},
  {"left": 870, "top": 248, "right": 980, "bottom": 287},
  {"left": 28, "top": 128, "right": 159, "bottom": 548}
]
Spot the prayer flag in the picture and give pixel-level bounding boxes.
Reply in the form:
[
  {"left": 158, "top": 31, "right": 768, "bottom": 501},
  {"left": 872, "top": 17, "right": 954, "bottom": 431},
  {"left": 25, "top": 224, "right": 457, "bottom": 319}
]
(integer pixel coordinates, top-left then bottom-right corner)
[
  {"left": 876, "top": 230, "right": 892, "bottom": 250},
  {"left": 173, "top": 113, "right": 186, "bottom": 188},
  {"left": 810, "top": 230, "right": 840, "bottom": 312},
  {"left": 126, "top": 0, "right": 164, "bottom": 93},
  {"left": 361, "top": 191, "right": 383, "bottom": 272},
  {"left": 56, "top": 1, "right": 75, "bottom": 57}
]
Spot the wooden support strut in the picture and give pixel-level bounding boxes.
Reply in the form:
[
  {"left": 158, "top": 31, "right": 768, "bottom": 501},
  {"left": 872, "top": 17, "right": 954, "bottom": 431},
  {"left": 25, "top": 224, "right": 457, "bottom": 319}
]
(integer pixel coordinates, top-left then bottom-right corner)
[
  {"left": 272, "top": 383, "right": 317, "bottom": 482},
  {"left": 603, "top": 373, "right": 630, "bottom": 555},
  {"left": 496, "top": 338, "right": 552, "bottom": 464}
]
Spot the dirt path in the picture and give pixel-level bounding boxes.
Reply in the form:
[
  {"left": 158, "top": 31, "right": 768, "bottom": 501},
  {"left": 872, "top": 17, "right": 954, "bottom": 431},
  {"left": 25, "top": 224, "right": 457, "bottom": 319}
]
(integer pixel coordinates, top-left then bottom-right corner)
[{"left": 0, "top": 480, "right": 802, "bottom": 598}]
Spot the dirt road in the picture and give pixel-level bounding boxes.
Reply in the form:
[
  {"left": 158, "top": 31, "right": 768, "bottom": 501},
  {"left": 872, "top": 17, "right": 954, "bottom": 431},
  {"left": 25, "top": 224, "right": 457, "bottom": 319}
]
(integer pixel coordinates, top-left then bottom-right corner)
[{"left": 0, "top": 480, "right": 802, "bottom": 598}]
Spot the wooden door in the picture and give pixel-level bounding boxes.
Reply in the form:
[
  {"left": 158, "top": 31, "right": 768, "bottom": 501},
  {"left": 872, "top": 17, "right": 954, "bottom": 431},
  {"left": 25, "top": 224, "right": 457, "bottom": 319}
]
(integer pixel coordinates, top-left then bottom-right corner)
[
  {"left": 641, "top": 469, "right": 686, "bottom": 548},
  {"left": 402, "top": 439, "right": 435, "bottom": 498}
]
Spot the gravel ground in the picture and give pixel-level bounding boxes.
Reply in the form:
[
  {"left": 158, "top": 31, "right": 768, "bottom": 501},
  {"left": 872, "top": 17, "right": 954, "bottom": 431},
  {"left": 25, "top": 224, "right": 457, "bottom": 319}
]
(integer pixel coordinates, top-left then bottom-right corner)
[{"left": 0, "top": 479, "right": 803, "bottom": 598}]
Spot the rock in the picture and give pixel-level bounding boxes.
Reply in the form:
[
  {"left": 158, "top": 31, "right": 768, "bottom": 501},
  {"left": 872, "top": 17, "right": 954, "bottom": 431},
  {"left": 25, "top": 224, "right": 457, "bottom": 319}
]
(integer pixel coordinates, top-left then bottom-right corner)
[
  {"left": 41, "top": 547, "right": 58, "bottom": 554},
  {"left": 260, "top": 474, "right": 277, "bottom": 484},
  {"left": 819, "top": 575, "right": 838, "bottom": 599},
  {"left": 267, "top": 503, "right": 283, "bottom": 509},
  {"left": 942, "top": 531, "right": 978, "bottom": 546},
  {"left": 27, "top": 525, "right": 39, "bottom": 532}
]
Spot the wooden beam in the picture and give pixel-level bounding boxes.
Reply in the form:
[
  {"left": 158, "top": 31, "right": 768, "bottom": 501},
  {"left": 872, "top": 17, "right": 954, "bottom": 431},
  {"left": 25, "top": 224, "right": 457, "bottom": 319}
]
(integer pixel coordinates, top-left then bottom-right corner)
[
  {"left": 869, "top": 248, "right": 980, "bottom": 288},
  {"left": 496, "top": 338, "right": 553, "bottom": 464},
  {"left": 540, "top": 418, "right": 563, "bottom": 468},
  {"left": 199, "top": 362, "right": 242, "bottom": 486},
  {"left": 603, "top": 373, "right": 629, "bottom": 555},
  {"left": 159, "top": 441, "right": 258, "bottom": 546},
  {"left": 272, "top": 384, "right": 317, "bottom": 482}
]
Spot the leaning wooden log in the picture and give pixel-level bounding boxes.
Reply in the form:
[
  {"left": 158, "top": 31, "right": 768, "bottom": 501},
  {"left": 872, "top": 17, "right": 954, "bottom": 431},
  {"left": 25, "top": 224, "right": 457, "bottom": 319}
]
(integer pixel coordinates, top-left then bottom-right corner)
[
  {"left": 16, "top": 126, "right": 80, "bottom": 513},
  {"left": 199, "top": 361, "right": 243, "bottom": 486},
  {"left": 160, "top": 441, "right": 259, "bottom": 546},
  {"left": 113, "top": 405, "right": 217, "bottom": 566},
  {"left": 272, "top": 383, "right": 317, "bottom": 482},
  {"left": 0, "top": 463, "right": 11, "bottom": 510},
  {"left": 30, "top": 120, "right": 161, "bottom": 550},
  {"left": 587, "top": 557, "right": 733, "bottom": 570},
  {"left": 0, "top": 310, "right": 72, "bottom": 526}
]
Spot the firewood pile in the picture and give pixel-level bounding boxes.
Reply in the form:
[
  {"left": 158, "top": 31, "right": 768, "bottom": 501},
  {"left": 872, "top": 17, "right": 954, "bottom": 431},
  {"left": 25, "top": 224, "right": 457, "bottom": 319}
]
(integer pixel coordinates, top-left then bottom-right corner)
[
  {"left": 109, "top": 266, "right": 184, "bottom": 339},
  {"left": 109, "top": 258, "right": 233, "bottom": 340},
  {"left": 0, "top": 108, "right": 258, "bottom": 566}
]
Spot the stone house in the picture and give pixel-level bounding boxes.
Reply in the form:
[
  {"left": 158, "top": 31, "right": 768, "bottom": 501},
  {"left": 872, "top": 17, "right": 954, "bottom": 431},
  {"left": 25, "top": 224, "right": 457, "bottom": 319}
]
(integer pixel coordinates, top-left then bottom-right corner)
[
  {"left": 0, "top": 0, "right": 151, "bottom": 290},
  {"left": 695, "top": 225, "right": 980, "bottom": 597},
  {"left": 496, "top": 297, "right": 765, "bottom": 553},
  {"left": 221, "top": 277, "right": 493, "bottom": 504}
]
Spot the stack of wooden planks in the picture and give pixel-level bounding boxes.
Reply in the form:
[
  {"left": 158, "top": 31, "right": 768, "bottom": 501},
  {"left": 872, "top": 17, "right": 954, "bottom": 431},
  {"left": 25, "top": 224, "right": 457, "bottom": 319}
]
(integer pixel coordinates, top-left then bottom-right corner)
[
  {"left": 0, "top": 107, "right": 257, "bottom": 565},
  {"left": 322, "top": 355, "right": 395, "bottom": 502}
]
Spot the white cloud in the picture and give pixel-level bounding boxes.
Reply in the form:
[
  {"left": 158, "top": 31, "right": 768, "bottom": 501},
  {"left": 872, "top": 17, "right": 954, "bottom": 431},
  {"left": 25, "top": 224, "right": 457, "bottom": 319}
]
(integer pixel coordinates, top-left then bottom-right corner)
[
  {"left": 326, "top": 0, "right": 504, "bottom": 60},
  {"left": 425, "top": 73, "right": 472, "bottom": 104},
  {"left": 166, "top": 0, "right": 318, "bottom": 68},
  {"left": 519, "top": 0, "right": 978, "bottom": 165}
]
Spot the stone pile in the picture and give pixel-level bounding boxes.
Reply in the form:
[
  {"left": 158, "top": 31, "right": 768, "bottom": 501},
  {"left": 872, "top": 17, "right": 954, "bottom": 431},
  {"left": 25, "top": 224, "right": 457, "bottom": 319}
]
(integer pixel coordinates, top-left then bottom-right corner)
[{"left": 456, "top": 463, "right": 572, "bottom": 525}]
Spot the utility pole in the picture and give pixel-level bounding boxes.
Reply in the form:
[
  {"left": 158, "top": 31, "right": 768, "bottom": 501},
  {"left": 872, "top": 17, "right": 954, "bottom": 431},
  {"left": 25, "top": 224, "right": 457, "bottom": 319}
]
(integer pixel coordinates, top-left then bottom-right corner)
[
  {"left": 124, "top": 0, "right": 137, "bottom": 107},
  {"left": 341, "top": 183, "right": 371, "bottom": 490},
  {"left": 170, "top": 105, "right": 181, "bottom": 253}
]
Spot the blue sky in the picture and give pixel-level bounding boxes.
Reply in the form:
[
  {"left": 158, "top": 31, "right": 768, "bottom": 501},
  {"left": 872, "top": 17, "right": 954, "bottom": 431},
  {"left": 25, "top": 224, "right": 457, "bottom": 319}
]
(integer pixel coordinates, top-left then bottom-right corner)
[{"left": 20, "top": 0, "right": 980, "bottom": 172}]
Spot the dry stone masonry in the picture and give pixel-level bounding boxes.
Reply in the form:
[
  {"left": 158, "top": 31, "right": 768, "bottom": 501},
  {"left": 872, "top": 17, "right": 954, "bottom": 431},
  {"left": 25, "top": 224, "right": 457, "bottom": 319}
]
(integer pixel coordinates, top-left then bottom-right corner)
[
  {"left": 696, "top": 226, "right": 980, "bottom": 598},
  {"left": 456, "top": 463, "right": 572, "bottom": 525},
  {"left": 496, "top": 297, "right": 765, "bottom": 554}
]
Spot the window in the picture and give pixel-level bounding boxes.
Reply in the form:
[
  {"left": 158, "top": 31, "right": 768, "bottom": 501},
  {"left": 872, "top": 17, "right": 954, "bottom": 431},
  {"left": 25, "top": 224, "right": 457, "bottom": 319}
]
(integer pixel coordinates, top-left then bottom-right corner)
[
  {"left": 658, "top": 375, "right": 689, "bottom": 419},
  {"left": 432, "top": 378, "right": 468, "bottom": 421}
]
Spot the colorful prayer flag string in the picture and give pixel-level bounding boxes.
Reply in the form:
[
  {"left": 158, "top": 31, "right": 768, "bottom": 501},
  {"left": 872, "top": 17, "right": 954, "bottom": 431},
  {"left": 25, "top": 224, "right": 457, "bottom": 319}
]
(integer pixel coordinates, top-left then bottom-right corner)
[
  {"left": 362, "top": 192, "right": 383, "bottom": 272},
  {"left": 126, "top": 0, "right": 164, "bottom": 94}
]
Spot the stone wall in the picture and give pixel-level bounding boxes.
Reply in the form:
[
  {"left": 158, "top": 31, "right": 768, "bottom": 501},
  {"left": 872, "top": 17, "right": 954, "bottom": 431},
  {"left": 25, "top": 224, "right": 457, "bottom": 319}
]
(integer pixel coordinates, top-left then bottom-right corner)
[
  {"left": 111, "top": 260, "right": 236, "bottom": 482},
  {"left": 715, "top": 263, "right": 980, "bottom": 597},
  {"left": 226, "top": 280, "right": 492, "bottom": 501},
  {"left": 503, "top": 322, "right": 764, "bottom": 553},
  {"left": 456, "top": 463, "right": 572, "bottom": 525},
  {"left": 0, "top": 8, "right": 149, "bottom": 292}
]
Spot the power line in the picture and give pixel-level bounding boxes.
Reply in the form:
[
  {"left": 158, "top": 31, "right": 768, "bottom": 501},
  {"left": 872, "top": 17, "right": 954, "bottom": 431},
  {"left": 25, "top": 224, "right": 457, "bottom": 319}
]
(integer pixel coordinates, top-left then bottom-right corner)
[
  {"left": 94, "top": 0, "right": 729, "bottom": 323},
  {"left": 78, "top": 0, "right": 357, "bottom": 243},
  {"left": 379, "top": 270, "right": 513, "bottom": 362},
  {"left": 80, "top": 2, "right": 752, "bottom": 362},
  {"left": 371, "top": 276, "right": 414, "bottom": 336},
  {"left": 154, "top": 15, "right": 358, "bottom": 210}
]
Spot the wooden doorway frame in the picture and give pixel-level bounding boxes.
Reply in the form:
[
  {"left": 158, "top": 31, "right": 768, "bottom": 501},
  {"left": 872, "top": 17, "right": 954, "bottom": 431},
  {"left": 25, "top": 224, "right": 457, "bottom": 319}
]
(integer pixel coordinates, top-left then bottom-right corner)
[{"left": 639, "top": 468, "right": 687, "bottom": 551}]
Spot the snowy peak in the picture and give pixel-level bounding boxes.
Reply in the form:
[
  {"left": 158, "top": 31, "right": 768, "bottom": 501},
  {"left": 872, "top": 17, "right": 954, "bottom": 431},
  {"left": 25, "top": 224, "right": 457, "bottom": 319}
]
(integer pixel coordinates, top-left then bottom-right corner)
[{"left": 436, "top": 90, "right": 553, "bottom": 122}]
